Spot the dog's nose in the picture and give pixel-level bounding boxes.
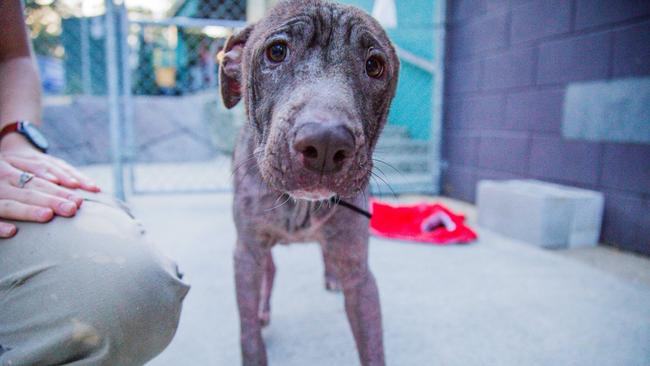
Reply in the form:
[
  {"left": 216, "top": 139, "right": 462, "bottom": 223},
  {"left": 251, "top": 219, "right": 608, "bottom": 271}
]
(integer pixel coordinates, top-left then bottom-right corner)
[{"left": 293, "top": 123, "right": 355, "bottom": 174}]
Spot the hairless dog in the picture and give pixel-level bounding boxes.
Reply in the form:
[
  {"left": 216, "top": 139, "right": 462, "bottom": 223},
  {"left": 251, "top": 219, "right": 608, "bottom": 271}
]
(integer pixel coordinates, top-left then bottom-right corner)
[{"left": 219, "top": 1, "right": 399, "bottom": 365}]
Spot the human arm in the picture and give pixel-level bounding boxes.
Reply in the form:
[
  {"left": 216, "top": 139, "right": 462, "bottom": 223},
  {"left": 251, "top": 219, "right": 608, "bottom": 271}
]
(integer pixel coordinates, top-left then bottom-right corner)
[{"left": 0, "top": 0, "right": 99, "bottom": 237}]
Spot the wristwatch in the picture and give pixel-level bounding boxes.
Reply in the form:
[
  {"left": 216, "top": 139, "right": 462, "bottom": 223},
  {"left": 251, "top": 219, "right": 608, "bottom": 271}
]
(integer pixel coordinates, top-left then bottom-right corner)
[{"left": 0, "top": 121, "right": 49, "bottom": 153}]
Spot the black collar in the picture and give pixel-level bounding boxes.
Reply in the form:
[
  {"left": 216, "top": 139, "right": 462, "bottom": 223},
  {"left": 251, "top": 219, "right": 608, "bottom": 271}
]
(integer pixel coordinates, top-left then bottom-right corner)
[{"left": 330, "top": 197, "right": 372, "bottom": 219}]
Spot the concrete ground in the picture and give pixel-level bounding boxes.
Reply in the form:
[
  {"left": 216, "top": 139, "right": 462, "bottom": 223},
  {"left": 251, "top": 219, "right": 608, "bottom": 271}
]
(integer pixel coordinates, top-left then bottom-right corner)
[{"left": 118, "top": 193, "right": 650, "bottom": 366}]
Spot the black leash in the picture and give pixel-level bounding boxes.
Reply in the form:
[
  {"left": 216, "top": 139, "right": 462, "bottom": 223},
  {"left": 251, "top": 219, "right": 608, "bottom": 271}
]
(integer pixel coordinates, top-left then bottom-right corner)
[{"left": 332, "top": 197, "right": 373, "bottom": 220}]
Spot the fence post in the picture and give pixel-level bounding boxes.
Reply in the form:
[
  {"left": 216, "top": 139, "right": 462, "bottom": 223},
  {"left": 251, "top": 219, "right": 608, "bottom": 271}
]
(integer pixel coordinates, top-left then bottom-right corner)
[
  {"left": 104, "top": 0, "right": 125, "bottom": 200},
  {"left": 80, "top": 17, "right": 91, "bottom": 95},
  {"left": 430, "top": 0, "right": 448, "bottom": 195},
  {"left": 118, "top": 2, "right": 135, "bottom": 196}
]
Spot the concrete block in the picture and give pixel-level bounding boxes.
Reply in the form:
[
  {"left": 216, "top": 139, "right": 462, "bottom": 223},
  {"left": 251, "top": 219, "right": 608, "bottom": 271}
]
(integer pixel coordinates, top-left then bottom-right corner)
[
  {"left": 485, "top": 0, "right": 509, "bottom": 12},
  {"left": 482, "top": 48, "right": 535, "bottom": 90},
  {"left": 477, "top": 180, "right": 605, "bottom": 248},
  {"left": 506, "top": 88, "right": 564, "bottom": 133},
  {"left": 602, "top": 191, "right": 650, "bottom": 252},
  {"left": 575, "top": 0, "right": 650, "bottom": 30},
  {"left": 476, "top": 169, "right": 521, "bottom": 183},
  {"left": 450, "top": 0, "right": 486, "bottom": 22},
  {"left": 601, "top": 143, "right": 650, "bottom": 195},
  {"left": 443, "top": 131, "right": 480, "bottom": 167},
  {"left": 445, "top": 59, "right": 482, "bottom": 94},
  {"left": 563, "top": 77, "right": 650, "bottom": 145},
  {"left": 443, "top": 166, "right": 477, "bottom": 202},
  {"left": 452, "top": 12, "right": 509, "bottom": 58},
  {"left": 537, "top": 32, "right": 611, "bottom": 85},
  {"left": 478, "top": 133, "right": 530, "bottom": 174},
  {"left": 511, "top": 0, "right": 571, "bottom": 44},
  {"left": 613, "top": 20, "right": 650, "bottom": 77},
  {"left": 529, "top": 136, "right": 601, "bottom": 186},
  {"left": 446, "top": 94, "right": 506, "bottom": 130}
]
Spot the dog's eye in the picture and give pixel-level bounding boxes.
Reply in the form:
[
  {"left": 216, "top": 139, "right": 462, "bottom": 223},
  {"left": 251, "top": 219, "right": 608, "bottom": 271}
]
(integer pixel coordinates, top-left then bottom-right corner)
[
  {"left": 266, "top": 42, "right": 288, "bottom": 63},
  {"left": 365, "top": 56, "right": 384, "bottom": 78}
]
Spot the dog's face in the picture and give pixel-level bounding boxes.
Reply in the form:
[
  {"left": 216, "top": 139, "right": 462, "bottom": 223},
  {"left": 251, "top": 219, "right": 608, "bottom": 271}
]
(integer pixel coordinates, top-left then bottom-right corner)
[{"left": 220, "top": 0, "right": 399, "bottom": 200}]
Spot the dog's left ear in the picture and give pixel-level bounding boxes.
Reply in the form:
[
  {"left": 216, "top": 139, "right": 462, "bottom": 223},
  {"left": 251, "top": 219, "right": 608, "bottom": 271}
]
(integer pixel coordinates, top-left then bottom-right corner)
[{"left": 218, "top": 25, "right": 255, "bottom": 109}]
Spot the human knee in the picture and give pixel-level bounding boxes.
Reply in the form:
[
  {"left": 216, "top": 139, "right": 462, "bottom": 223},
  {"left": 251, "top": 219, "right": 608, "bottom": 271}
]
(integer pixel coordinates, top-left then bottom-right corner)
[
  {"left": 52, "top": 200, "right": 189, "bottom": 363},
  {"left": 79, "top": 242, "right": 189, "bottom": 363},
  {"left": 1, "top": 197, "right": 189, "bottom": 365}
]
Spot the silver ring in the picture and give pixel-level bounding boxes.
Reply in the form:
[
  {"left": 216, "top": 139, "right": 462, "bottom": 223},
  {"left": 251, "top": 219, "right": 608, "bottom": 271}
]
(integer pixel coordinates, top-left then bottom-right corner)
[{"left": 17, "top": 172, "right": 35, "bottom": 188}]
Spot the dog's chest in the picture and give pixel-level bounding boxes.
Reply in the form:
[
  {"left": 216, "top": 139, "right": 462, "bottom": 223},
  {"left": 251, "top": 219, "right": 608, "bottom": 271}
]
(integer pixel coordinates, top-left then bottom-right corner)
[{"left": 259, "top": 200, "right": 336, "bottom": 244}]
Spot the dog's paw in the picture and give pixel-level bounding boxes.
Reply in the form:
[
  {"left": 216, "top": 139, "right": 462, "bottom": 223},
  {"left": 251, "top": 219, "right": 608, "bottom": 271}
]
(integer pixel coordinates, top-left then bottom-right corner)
[{"left": 259, "top": 310, "right": 271, "bottom": 327}]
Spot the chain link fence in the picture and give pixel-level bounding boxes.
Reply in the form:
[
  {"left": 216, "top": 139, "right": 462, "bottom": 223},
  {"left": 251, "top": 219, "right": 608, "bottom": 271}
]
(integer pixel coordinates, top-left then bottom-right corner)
[
  {"left": 27, "top": 0, "right": 441, "bottom": 200},
  {"left": 124, "top": 1, "right": 247, "bottom": 195},
  {"left": 26, "top": 1, "right": 114, "bottom": 173}
]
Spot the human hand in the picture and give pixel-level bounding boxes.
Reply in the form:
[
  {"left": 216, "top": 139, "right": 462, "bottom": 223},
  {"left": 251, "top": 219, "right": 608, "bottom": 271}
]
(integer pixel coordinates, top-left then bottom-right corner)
[
  {"left": 0, "top": 137, "right": 100, "bottom": 192},
  {"left": 0, "top": 159, "right": 84, "bottom": 238}
]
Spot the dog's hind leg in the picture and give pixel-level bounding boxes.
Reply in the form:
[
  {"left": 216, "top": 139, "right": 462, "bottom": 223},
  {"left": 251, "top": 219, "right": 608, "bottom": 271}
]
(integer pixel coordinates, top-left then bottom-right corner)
[
  {"left": 258, "top": 251, "right": 275, "bottom": 327},
  {"left": 234, "top": 241, "right": 269, "bottom": 366},
  {"left": 320, "top": 241, "right": 342, "bottom": 292}
]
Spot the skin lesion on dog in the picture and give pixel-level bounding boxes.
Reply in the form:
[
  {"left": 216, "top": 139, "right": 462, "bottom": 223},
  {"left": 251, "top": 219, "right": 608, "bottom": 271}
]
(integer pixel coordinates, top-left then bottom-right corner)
[{"left": 220, "top": 1, "right": 399, "bottom": 365}]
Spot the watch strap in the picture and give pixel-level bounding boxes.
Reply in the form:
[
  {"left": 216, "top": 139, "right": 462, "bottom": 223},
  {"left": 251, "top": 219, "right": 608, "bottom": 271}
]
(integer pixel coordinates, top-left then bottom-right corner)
[
  {"left": 0, "top": 121, "right": 48, "bottom": 153},
  {"left": 0, "top": 122, "right": 21, "bottom": 140}
]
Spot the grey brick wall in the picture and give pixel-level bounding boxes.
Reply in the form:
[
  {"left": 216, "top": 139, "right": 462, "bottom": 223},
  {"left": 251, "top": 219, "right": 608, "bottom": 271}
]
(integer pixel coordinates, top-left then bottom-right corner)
[{"left": 442, "top": 0, "right": 650, "bottom": 255}]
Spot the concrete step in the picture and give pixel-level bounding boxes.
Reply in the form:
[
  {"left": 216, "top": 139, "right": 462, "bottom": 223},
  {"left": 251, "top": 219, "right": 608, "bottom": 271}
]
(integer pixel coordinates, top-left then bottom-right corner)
[
  {"left": 376, "top": 137, "right": 429, "bottom": 155},
  {"left": 381, "top": 124, "right": 409, "bottom": 138},
  {"left": 369, "top": 172, "right": 433, "bottom": 195},
  {"left": 373, "top": 152, "right": 429, "bottom": 173}
]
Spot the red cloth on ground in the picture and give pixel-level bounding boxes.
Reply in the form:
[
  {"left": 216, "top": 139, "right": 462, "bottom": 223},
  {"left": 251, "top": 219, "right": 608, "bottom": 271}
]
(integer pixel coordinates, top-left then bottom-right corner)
[{"left": 369, "top": 200, "right": 477, "bottom": 244}]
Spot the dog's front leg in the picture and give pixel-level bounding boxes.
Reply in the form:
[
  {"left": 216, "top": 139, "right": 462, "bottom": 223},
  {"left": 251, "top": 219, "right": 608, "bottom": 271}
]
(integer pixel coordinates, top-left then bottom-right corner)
[
  {"left": 323, "top": 232, "right": 385, "bottom": 366},
  {"left": 320, "top": 241, "right": 343, "bottom": 292},
  {"left": 234, "top": 241, "right": 269, "bottom": 366},
  {"left": 258, "top": 252, "right": 275, "bottom": 327}
]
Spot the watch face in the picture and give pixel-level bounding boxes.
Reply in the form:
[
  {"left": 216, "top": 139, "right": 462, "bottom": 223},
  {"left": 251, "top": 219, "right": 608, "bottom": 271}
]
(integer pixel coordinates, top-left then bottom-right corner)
[{"left": 20, "top": 122, "right": 49, "bottom": 152}]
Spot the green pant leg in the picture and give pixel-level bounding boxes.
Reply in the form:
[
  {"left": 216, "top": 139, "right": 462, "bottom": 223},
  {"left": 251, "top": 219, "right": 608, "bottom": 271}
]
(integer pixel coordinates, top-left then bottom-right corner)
[{"left": 0, "top": 194, "right": 189, "bottom": 366}]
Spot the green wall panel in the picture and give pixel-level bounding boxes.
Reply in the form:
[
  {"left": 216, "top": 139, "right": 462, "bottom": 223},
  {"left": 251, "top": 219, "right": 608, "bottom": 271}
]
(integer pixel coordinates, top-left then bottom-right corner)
[{"left": 337, "top": 0, "right": 434, "bottom": 140}]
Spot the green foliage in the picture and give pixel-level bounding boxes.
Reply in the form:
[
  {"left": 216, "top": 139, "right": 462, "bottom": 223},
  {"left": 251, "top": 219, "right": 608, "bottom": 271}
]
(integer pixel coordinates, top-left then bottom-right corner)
[{"left": 24, "top": 0, "right": 63, "bottom": 58}]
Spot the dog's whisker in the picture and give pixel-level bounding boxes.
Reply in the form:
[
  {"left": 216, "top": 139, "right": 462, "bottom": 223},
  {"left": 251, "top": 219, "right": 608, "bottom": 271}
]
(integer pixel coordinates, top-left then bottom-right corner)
[
  {"left": 372, "top": 158, "right": 405, "bottom": 178},
  {"left": 373, "top": 165, "right": 389, "bottom": 180},
  {"left": 367, "top": 174, "right": 380, "bottom": 196},
  {"left": 370, "top": 170, "right": 398, "bottom": 198},
  {"left": 278, "top": 196, "right": 292, "bottom": 210},
  {"left": 234, "top": 162, "right": 261, "bottom": 185},
  {"left": 371, "top": 173, "right": 386, "bottom": 197},
  {"left": 231, "top": 153, "right": 259, "bottom": 176},
  {"left": 273, "top": 193, "right": 286, "bottom": 205},
  {"left": 265, "top": 194, "right": 292, "bottom": 212}
]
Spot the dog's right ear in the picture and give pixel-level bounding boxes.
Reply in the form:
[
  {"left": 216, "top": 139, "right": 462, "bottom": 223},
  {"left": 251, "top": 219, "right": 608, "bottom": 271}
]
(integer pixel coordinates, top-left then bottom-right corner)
[{"left": 218, "top": 25, "right": 255, "bottom": 109}]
